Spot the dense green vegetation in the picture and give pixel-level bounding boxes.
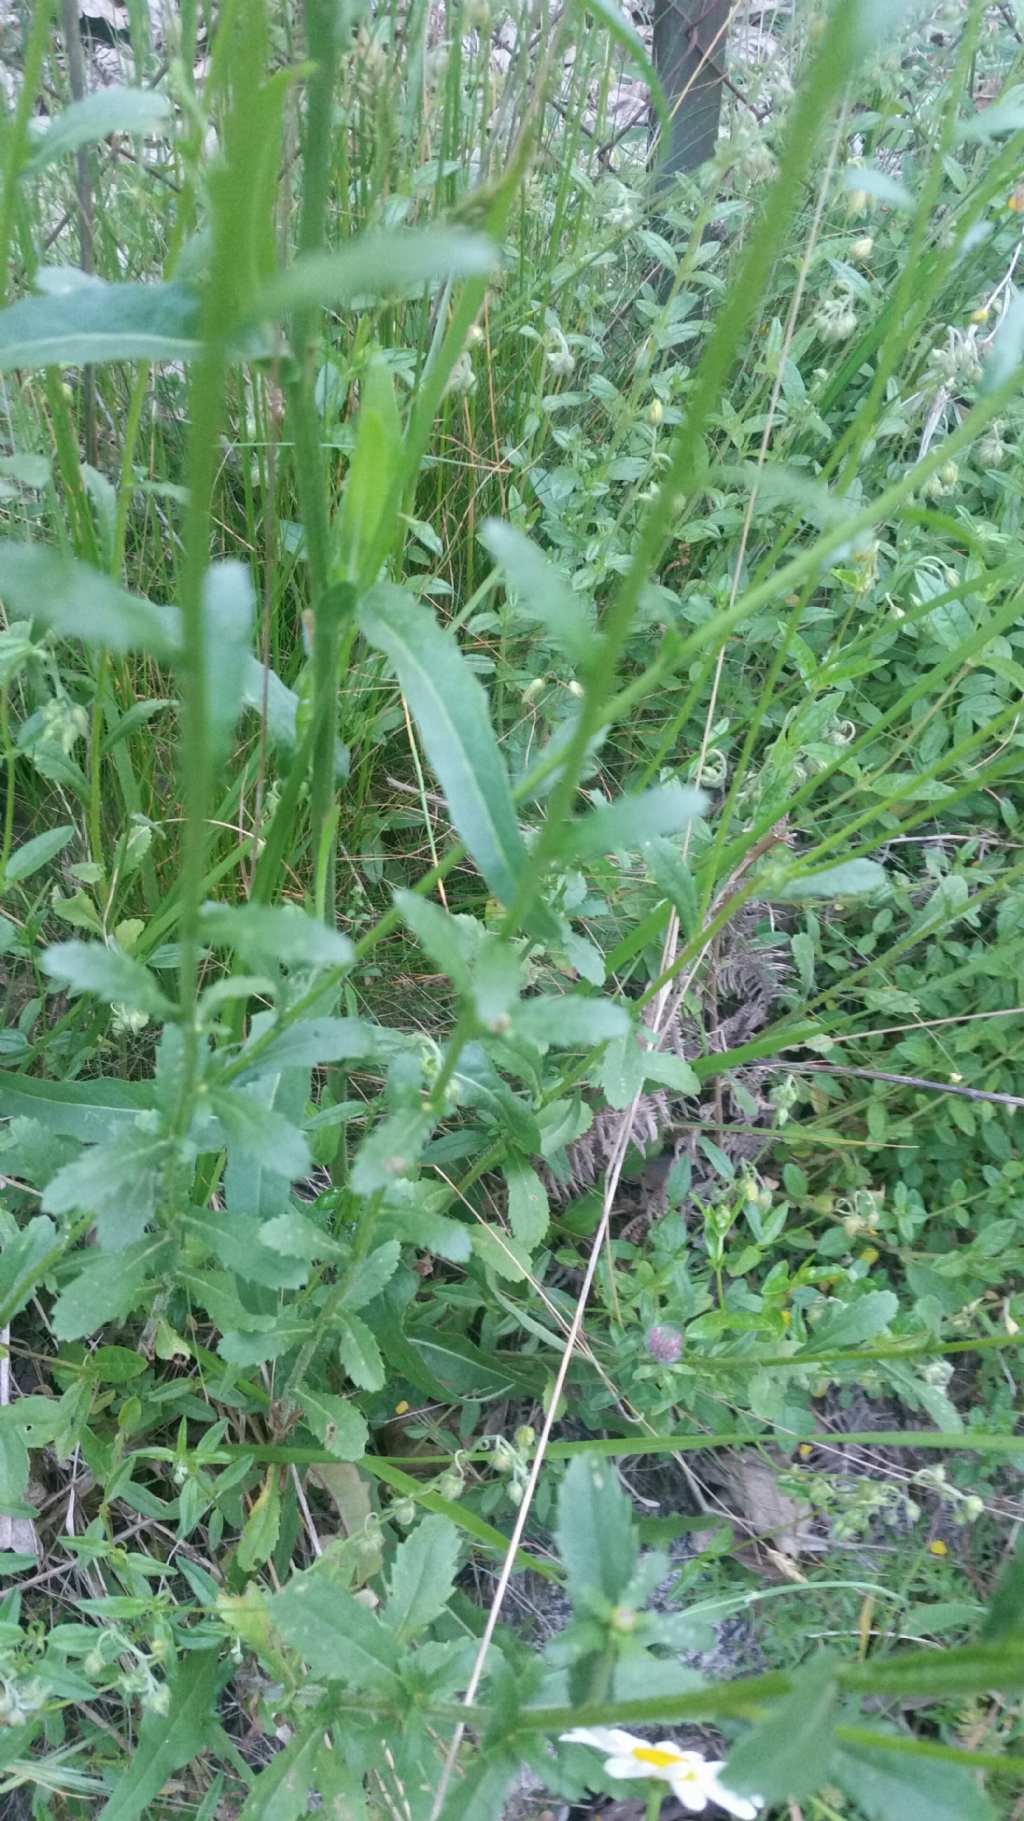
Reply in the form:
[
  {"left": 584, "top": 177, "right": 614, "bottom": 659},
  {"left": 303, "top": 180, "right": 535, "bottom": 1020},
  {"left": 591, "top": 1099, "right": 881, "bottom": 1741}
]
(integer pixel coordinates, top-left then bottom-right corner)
[{"left": 1, "top": 0, "right": 1023, "bottom": 1815}]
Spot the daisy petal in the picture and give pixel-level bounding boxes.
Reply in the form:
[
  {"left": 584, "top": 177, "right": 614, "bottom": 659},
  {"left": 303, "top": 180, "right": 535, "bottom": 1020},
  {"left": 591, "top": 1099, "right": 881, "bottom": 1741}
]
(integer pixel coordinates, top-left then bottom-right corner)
[
  {"left": 603, "top": 1755, "right": 652, "bottom": 1781},
  {"left": 704, "top": 1771, "right": 763, "bottom": 1820},
  {"left": 671, "top": 1782, "right": 710, "bottom": 1814},
  {"left": 560, "top": 1726, "right": 637, "bottom": 1756}
]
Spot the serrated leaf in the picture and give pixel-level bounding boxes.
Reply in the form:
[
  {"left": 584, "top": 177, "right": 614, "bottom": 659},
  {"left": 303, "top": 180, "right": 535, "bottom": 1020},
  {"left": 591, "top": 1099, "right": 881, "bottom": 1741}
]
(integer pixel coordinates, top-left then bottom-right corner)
[
  {"left": 200, "top": 901, "right": 353, "bottom": 970},
  {"left": 236, "top": 1722, "right": 322, "bottom": 1821},
  {"left": 96, "top": 1649, "right": 220, "bottom": 1821},
  {"left": 337, "top": 1311, "right": 386, "bottom": 1391},
  {"left": 271, "top": 1575, "right": 399, "bottom": 1692},
  {"left": 798, "top": 1290, "right": 899, "bottom": 1355},
  {"left": 725, "top": 1657, "right": 838, "bottom": 1802},
  {"left": 342, "top": 1240, "right": 401, "bottom": 1312},
  {"left": 0, "top": 1216, "right": 60, "bottom": 1327},
  {"left": 504, "top": 1163, "right": 549, "bottom": 1250},
  {"left": 26, "top": 85, "right": 173, "bottom": 174},
  {"left": 569, "top": 784, "right": 706, "bottom": 858},
  {"left": 471, "top": 1226, "right": 530, "bottom": 1281},
  {"left": 480, "top": 519, "right": 593, "bottom": 661},
  {"left": 351, "top": 1107, "right": 434, "bottom": 1196},
  {"left": 217, "top": 1319, "right": 313, "bottom": 1367},
  {"left": 42, "top": 1126, "right": 171, "bottom": 1248},
  {"left": 4, "top": 824, "right": 75, "bottom": 883},
  {"left": 642, "top": 1050, "right": 699, "bottom": 1095},
  {"left": 52, "top": 1237, "right": 170, "bottom": 1342},
  {"left": 186, "top": 1210, "right": 309, "bottom": 1290},
  {"left": 299, "top": 1389, "right": 368, "bottom": 1462},
  {"left": 236, "top": 1015, "right": 375, "bottom": 1079},
  {"left": 41, "top": 939, "right": 174, "bottom": 1018},
  {"left": 211, "top": 1085, "right": 310, "bottom": 1186},
  {"left": 0, "top": 276, "right": 200, "bottom": 371},
  {"left": 555, "top": 1454, "right": 637, "bottom": 1612},
  {"left": 514, "top": 994, "right": 630, "bottom": 1047},
  {"left": 394, "top": 888, "right": 472, "bottom": 993},
  {"left": 774, "top": 859, "right": 887, "bottom": 901},
  {"left": 645, "top": 835, "right": 700, "bottom": 937},
  {"left": 359, "top": 584, "right": 528, "bottom": 905},
  {"left": 386, "top": 1514, "right": 461, "bottom": 1642},
  {"left": 260, "top": 1209, "right": 346, "bottom": 1262},
  {"left": 832, "top": 1739, "right": 996, "bottom": 1821}
]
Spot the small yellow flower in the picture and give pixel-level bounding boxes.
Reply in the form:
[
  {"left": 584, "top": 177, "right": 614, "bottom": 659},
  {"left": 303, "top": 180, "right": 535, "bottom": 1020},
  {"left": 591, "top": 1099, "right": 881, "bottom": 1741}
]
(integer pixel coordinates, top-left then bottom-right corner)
[
  {"left": 394, "top": 1400, "right": 410, "bottom": 1416},
  {"left": 859, "top": 1247, "right": 879, "bottom": 1266},
  {"left": 781, "top": 1310, "right": 792, "bottom": 1327},
  {"left": 1008, "top": 187, "right": 1024, "bottom": 213},
  {"left": 970, "top": 306, "right": 990, "bottom": 324},
  {"left": 929, "top": 1538, "right": 948, "bottom": 1557},
  {"left": 798, "top": 1443, "right": 814, "bottom": 1459}
]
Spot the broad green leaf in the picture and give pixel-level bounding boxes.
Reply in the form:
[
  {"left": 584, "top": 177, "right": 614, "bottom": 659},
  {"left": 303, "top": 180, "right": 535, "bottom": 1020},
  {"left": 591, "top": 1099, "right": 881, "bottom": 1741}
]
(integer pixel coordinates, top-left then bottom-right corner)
[
  {"left": 725, "top": 1657, "right": 839, "bottom": 1802},
  {"left": 241, "top": 654, "right": 349, "bottom": 777},
  {"left": 237, "top": 1721, "right": 323, "bottom": 1821},
  {"left": 386, "top": 1514, "right": 461, "bottom": 1642},
  {"left": 186, "top": 1210, "right": 309, "bottom": 1291},
  {"left": 3, "top": 824, "right": 74, "bottom": 884},
  {"left": 271, "top": 1574, "right": 400, "bottom": 1692},
  {"left": 0, "top": 1070, "right": 149, "bottom": 1141},
  {"left": 41, "top": 939, "right": 175, "bottom": 1019},
  {"left": 335, "top": 352, "right": 403, "bottom": 584},
  {"left": 217, "top": 1319, "right": 314, "bottom": 1368},
  {"left": 555, "top": 1454, "right": 637, "bottom": 1612},
  {"left": 42, "top": 1126, "right": 171, "bottom": 1248},
  {"left": 0, "top": 1216, "right": 60, "bottom": 1327},
  {"left": 337, "top": 1312, "right": 386, "bottom": 1392},
  {"left": 52, "top": 1237, "right": 171, "bottom": 1342},
  {"left": 957, "top": 85, "right": 1024, "bottom": 141},
  {"left": 255, "top": 226, "right": 496, "bottom": 319},
  {"left": 0, "top": 276, "right": 200, "bottom": 371},
  {"left": 643, "top": 1050, "right": 700, "bottom": 1095},
  {"left": 569, "top": 784, "right": 706, "bottom": 858},
  {"left": 832, "top": 1739, "right": 996, "bottom": 1821},
  {"left": 513, "top": 994, "right": 630, "bottom": 1047},
  {"left": 351, "top": 1107, "right": 434, "bottom": 1196},
  {"left": 394, "top": 888, "right": 472, "bottom": 993},
  {"left": 96, "top": 1649, "right": 220, "bottom": 1821},
  {"left": 342, "top": 1240, "right": 401, "bottom": 1312},
  {"left": 200, "top": 900, "right": 353, "bottom": 970},
  {"left": 202, "top": 561, "right": 254, "bottom": 761},
  {"left": 359, "top": 584, "right": 528, "bottom": 905},
  {"left": 774, "top": 859, "right": 887, "bottom": 901},
  {"left": 798, "top": 1291, "right": 899, "bottom": 1356},
  {"left": 0, "top": 544, "right": 177, "bottom": 655},
  {"left": 211, "top": 1085, "right": 311, "bottom": 1189},
  {"left": 480, "top": 519, "right": 593, "bottom": 661},
  {"left": 645, "top": 836, "right": 700, "bottom": 938},
  {"left": 237, "top": 1470, "right": 282, "bottom": 1573},
  {"left": 504, "top": 1163, "right": 549, "bottom": 1250},
  {"left": 26, "top": 85, "right": 173, "bottom": 173},
  {"left": 842, "top": 163, "right": 913, "bottom": 208},
  {"left": 236, "top": 1016, "right": 375, "bottom": 1079},
  {"left": 0, "top": 451, "right": 50, "bottom": 488},
  {"left": 299, "top": 1389, "right": 368, "bottom": 1462},
  {"left": 259, "top": 1208, "right": 346, "bottom": 1262}
]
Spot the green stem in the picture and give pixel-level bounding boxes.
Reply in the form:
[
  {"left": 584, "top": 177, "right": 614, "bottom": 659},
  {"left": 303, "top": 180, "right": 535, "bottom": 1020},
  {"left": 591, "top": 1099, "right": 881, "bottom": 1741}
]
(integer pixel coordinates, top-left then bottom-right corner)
[
  {"left": 645, "top": 1784, "right": 664, "bottom": 1821},
  {"left": 0, "top": 0, "right": 54, "bottom": 304}
]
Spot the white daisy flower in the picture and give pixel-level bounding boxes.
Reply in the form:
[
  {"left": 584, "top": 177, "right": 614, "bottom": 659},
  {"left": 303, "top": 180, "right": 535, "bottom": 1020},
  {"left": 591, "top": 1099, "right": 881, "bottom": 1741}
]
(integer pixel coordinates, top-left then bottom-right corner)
[{"left": 560, "top": 1726, "right": 762, "bottom": 1818}]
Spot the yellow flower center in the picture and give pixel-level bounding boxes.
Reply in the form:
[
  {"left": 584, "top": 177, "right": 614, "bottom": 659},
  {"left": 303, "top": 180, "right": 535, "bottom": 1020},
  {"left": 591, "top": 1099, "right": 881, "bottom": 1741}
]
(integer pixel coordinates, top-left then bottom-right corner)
[{"left": 632, "top": 1746, "right": 684, "bottom": 1770}]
